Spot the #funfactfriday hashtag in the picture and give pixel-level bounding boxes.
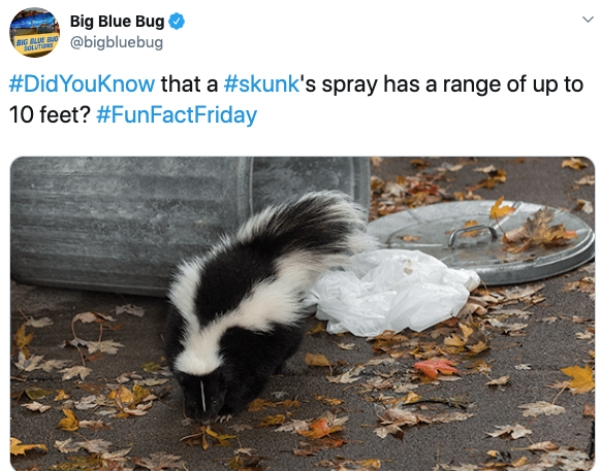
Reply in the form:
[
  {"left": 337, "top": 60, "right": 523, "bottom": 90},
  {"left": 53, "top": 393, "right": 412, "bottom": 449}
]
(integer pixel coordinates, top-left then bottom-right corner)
[{"left": 95, "top": 105, "right": 258, "bottom": 127}]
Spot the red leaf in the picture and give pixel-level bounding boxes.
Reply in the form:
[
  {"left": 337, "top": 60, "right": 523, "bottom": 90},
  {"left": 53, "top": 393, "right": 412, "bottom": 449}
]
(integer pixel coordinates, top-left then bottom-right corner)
[{"left": 414, "top": 359, "right": 460, "bottom": 379}]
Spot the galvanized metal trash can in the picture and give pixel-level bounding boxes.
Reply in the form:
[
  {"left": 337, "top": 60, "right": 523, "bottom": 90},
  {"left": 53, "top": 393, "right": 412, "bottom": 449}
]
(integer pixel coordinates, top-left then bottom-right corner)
[{"left": 11, "top": 157, "right": 369, "bottom": 296}]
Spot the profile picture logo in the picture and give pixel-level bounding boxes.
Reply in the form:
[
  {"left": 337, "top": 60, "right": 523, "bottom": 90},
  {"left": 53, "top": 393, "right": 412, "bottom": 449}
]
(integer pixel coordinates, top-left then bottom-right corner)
[{"left": 10, "top": 7, "right": 60, "bottom": 57}]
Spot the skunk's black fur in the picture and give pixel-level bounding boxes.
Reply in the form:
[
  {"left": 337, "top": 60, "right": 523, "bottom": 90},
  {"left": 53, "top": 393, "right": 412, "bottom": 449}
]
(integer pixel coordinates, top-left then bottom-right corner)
[{"left": 164, "top": 191, "right": 372, "bottom": 423}]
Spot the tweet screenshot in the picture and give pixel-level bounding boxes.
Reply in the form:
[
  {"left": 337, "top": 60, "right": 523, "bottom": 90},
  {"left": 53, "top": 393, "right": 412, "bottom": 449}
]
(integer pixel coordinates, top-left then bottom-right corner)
[{"left": 3, "top": 2, "right": 598, "bottom": 470}]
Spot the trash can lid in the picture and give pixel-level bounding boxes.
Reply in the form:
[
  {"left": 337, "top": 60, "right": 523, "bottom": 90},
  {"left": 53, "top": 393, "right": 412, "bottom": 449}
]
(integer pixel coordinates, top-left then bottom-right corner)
[{"left": 367, "top": 200, "right": 595, "bottom": 286}]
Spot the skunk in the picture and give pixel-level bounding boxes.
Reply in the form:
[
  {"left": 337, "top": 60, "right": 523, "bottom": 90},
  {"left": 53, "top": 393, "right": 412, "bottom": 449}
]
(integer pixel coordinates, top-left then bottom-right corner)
[{"left": 164, "top": 191, "right": 372, "bottom": 423}]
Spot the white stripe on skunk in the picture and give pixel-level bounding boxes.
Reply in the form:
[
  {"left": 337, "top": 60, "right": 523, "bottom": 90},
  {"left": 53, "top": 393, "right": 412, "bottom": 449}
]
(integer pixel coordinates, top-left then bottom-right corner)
[{"left": 164, "top": 191, "right": 373, "bottom": 423}]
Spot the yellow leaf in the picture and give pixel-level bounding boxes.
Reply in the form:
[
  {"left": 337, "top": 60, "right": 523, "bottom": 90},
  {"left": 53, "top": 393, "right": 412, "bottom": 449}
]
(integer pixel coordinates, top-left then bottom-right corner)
[
  {"left": 10, "top": 437, "right": 48, "bottom": 456},
  {"left": 459, "top": 220, "right": 480, "bottom": 238},
  {"left": 358, "top": 459, "right": 382, "bottom": 469},
  {"left": 257, "top": 414, "right": 287, "bottom": 428},
  {"left": 108, "top": 385, "right": 135, "bottom": 405},
  {"left": 399, "top": 391, "right": 422, "bottom": 404},
  {"left": 561, "top": 364, "right": 595, "bottom": 394},
  {"left": 314, "top": 395, "right": 344, "bottom": 406},
  {"left": 13, "top": 324, "right": 34, "bottom": 358},
  {"left": 467, "top": 340, "right": 490, "bottom": 355},
  {"left": 304, "top": 352, "right": 331, "bottom": 367},
  {"left": 247, "top": 398, "right": 276, "bottom": 411},
  {"left": 490, "top": 196, "right": 516, "bottom": 219},
  {"left": 53, "top": 390, "right": 69, "bottom": 401},
  {"left": 57, "top": 408, "right": 79, "bottom": 432}
]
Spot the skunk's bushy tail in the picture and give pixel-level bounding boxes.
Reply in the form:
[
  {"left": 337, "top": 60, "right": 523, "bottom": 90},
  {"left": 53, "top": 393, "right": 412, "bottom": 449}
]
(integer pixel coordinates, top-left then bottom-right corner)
[{"left": 237, "top": 190, "right": 372, "bottom": 257}]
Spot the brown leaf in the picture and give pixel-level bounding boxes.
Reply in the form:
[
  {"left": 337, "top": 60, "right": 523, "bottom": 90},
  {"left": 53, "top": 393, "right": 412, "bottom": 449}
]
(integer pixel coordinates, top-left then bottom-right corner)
[
  {"left": 257, "top": 414, "right": 287, "bottom": 428},
  {"left": 486, "top": 424, "right": 532, "bottom": 439},
  {"left": 562, "top": 157, "right": 588, "bottom": 170},
  {"left": 502, "top": 207, "right": 577, "bottom": 253},
  {"left": 304, "top": 352, "right": 332, "bottom": 367}
]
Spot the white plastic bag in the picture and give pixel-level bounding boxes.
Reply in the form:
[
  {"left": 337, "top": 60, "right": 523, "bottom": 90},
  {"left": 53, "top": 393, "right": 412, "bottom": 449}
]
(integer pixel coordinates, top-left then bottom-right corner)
[{"left": 305, "top": 249, "right": 480, "bottom": 337}]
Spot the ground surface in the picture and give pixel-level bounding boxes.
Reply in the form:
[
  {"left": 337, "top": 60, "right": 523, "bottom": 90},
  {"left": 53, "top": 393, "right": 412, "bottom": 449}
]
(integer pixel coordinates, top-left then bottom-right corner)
[{"left": 10, "top": 157, "right": 595, "bottom": 471}]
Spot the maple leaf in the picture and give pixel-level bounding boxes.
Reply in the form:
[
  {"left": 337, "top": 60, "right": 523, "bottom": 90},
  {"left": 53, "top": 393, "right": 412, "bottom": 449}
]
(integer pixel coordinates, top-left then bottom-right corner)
[
  {"left": 60, "top": 365, "right": 92, "bottom": 381},
  {"left": 57, "top": 408, "right": 79, "bottom": 432},
  {"left": 502, "top": 207, "right": 577, "bottom": 253},
  {"left": 414, "top": 358, "right": 460, "bottom": 379},
  {"left": 490, "top": 196, "right": 516, "bottom": 219},
  {"left": 10, "top": 437, "right": 48, "bottom": 456},
  {"left": 327, "top": 366, "right": 364, "bottom": 384},
  {"left": 561, "top": 364, "right": 595, "bottom": 394},
  {"left": 298, "top": 413, "right": 348, "bottom": 440}
]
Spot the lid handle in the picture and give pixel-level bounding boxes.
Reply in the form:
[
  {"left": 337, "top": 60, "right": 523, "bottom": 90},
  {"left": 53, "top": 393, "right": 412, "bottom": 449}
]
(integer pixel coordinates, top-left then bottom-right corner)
[{"left": 448, "top": 225, "right": 499, "bottom": 247}]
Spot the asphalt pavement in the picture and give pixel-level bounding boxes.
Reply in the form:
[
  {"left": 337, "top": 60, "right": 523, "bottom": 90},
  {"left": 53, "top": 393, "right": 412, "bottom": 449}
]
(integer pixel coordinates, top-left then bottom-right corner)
[{"left": 9, "top": 157, "right": 595, "bottom": 471}]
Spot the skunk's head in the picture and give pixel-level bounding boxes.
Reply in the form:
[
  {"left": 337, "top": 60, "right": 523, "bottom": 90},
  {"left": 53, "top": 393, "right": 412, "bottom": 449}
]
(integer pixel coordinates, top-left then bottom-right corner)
[{"left": 174, "top": 369, "right": 227, "bottom": 424}]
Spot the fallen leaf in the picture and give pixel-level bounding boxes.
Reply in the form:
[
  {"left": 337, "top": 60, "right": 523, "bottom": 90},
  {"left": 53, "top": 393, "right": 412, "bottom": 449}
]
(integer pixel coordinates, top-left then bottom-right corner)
[
  {"left": 10, "top": 437, "right": 48, "bottom": 456},
  {"left": 60, "top": 366, "right": 92, "bottom": 381},
  {"left": 583, "top": 403, "right": 595, "bottom": 417},
  {"left": 486, "top": 375, "right": 510, "bottom": 387},
  {"left": 115, "top": 304, "right": 145, "bottom": 317},
  {"left": 25, "top": 316, "right": 54, "bottom": 328},
  {"left": 13, "top": 323, "right": 34, "bottom": 358},
  {"left": 486, "top": 424, "right": 532, "bottom": 440},
  {"left": 502, "top": 207, "right": 577, "bottom": 253},
  {"left": 576, "top": 199, "right": 594, "bottom": 214},
  {"left": 131, "top": 452, "right": 184, "bottom": 471},
  {"left": 490, "top": 196, "right": 516, "bottom": 219},
  {"left": 25, "top": 387, "right": 53, "bottom": 400},
  {"left": 327, "top": 366, "right": 364, "bottom": 384},
  {"left": 561, "top": 364, "right": 595, "bottom": 394},
  {"left": 525, "top": 441, "right": 559, "bottom": 452},
  {"left": 414, "top": 358, "right": 460, "bottom": 379},
  {"left": 304, "top": 352, "right": 332, "bottom": 367},
  {"left": 85, "top": 339, "right": 124, "bottom": 355},
  {"left": 57, "top": 408, "right": 79, "bottom": 432},
  {"left": 575, "top": 175, "right": 595, "bottom": 186},
  {"left": 257, "top": 414, "right": 287, "bottom": 428},
  {"left": 247, "top": 398, "right": 277, "bottom": 411},
  {"left": 459, "top": 220, "right": 480, "bottom": 238},
  {"left": 22, "top": 401, "right": 51, "bottom": 413},
  {"left": 562, "top": 157, "right": 588, "bottom": 170},
  {"left": 314, "top": 395, "right": 344, "bottom": 406},
  {"left": 518, "top": 401, "right": 566, "bottom": 417}
]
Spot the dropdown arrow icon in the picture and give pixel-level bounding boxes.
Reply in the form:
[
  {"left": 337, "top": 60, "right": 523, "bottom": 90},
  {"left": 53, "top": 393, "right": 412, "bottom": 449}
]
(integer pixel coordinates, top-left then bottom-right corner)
[{"left": 583, "top": 16, "right": 594, "bottom": 23}]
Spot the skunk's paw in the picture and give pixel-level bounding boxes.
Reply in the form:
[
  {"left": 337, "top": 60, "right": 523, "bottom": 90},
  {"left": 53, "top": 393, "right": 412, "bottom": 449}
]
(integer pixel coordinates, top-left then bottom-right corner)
[{"left": 217, "top": 414, "right": 233, "bottom": 423}]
